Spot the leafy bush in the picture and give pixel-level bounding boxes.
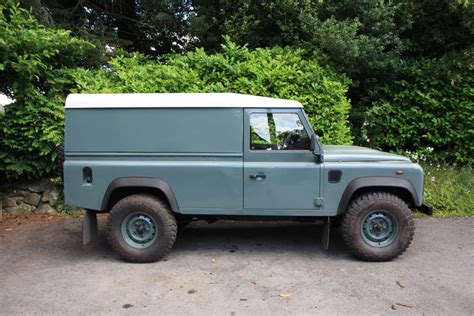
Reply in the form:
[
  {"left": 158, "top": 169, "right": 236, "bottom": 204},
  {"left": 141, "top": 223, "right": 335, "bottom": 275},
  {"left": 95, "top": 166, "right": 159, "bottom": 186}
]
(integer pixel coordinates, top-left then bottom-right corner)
[
  {"left": 72, "top": 39, "right": 353, "bottom": 145},
  {"left": 0, "top": 2, "right": 100, "bottom": 179},
  {"left": 422, "top": 165, "right": 473, "bottom": 217},
  {"left": 363, "top": 52, "right": 474, "bottom": 164}
]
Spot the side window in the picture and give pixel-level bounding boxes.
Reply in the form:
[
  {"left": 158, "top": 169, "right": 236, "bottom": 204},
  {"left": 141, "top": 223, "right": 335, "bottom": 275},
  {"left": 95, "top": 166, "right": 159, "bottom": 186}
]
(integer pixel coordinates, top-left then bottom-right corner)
[{"left": 250, "top": 113, "right": 310, "bottom": 150}]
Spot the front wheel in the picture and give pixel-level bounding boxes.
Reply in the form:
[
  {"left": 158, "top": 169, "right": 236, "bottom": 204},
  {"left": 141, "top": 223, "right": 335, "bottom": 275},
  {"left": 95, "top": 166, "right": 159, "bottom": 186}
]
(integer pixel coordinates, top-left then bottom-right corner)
[
  {"left": 341, "top": 192, "right": 415, "bottom": 261},
  {"left": 106, "top": 194, "right": 177, "bottom": 263}
]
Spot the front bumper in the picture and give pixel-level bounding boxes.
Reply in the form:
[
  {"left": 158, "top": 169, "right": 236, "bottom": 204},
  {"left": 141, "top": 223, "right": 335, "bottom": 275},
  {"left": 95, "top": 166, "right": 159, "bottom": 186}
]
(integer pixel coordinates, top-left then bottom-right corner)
[{"left": 416, "top": 203, "right": 433, "bottom": 216}]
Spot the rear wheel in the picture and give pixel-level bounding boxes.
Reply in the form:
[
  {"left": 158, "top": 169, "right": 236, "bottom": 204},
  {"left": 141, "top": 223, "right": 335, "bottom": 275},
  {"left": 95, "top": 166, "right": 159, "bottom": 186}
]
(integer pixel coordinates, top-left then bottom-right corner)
[
  {"left": 341, "top": 192, "right": 414, "bottom": 261},
  {"left": 106, "top": 194, "right": 177, "bottom": 263}
]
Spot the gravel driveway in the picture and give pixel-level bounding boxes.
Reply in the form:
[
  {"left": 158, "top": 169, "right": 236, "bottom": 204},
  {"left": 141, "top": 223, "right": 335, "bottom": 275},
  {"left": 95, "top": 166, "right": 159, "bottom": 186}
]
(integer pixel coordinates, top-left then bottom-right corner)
[{"left": 0, "top": 216, "right": 473, "bottom": 315}]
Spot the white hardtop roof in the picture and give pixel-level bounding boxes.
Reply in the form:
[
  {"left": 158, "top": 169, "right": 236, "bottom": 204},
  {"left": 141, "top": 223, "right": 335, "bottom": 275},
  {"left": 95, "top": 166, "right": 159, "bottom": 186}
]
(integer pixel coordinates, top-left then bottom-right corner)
[{"left": 65, "top": 93, "right": 303, "bottom": 109}]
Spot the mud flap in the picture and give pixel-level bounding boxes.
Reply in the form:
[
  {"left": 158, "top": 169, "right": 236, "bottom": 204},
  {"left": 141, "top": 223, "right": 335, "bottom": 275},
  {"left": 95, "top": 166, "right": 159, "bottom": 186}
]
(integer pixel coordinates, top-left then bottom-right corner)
[
  {"left": 321, "top": 217, "right": 330, "bottom": 250},
  {"left": 82, "top": 209, "right": 98, "bottom": 245}
]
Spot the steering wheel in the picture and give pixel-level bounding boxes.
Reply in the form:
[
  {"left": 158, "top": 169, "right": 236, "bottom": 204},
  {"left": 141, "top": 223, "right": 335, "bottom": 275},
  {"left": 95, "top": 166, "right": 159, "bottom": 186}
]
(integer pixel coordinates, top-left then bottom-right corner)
[{"left": 282, "top": 131, "right": 301, "bottom": 149}]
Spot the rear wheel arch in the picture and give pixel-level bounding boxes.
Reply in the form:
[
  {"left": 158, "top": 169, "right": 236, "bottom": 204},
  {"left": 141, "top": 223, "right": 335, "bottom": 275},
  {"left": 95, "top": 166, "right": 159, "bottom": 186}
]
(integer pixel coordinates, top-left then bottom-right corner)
[
  {"left": 101, "top": 177, "right": 180, "bottom": 213},
  {"left": 337, "top": 177, "right": 420, "bottom": 214}
]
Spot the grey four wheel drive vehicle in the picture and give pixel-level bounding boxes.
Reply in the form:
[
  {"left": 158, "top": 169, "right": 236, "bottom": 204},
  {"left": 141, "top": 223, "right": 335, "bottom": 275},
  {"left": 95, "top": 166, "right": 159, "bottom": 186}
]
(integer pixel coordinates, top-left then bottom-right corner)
[{"left": 63, "top": 93, "right": 432, "bottom": 263}]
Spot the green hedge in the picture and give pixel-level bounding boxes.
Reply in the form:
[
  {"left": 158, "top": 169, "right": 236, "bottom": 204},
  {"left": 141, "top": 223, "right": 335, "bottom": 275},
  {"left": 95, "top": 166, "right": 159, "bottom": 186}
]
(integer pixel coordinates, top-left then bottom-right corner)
[
  {"left": 0, "top": 2, "right": 99, "bottom": 179},
  {"left": 363, "top": 53, "right": 474, "bottom": 164},
  {"left": 72, "top": 39, "right": 353, "bottom": 145}
]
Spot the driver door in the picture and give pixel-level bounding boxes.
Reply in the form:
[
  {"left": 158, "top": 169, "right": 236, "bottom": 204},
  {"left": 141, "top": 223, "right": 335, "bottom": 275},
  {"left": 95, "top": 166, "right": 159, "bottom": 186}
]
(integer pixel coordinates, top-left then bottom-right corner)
[{"left": 243, "top": 108, "right": 321, "bottom": 211}]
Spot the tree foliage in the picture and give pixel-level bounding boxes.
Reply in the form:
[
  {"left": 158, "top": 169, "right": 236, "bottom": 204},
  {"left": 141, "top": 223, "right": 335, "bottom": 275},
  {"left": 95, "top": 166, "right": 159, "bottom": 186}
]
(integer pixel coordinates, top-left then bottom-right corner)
[
  {"left": 402, "top": 0, "right": 474, "bottom": 57},
  {"left": 364, "top": 50, "right": 474, "bottom": 164},
  {"left": 0, "top": 1, "right": 100, "bottom": 179},
  {"left": 21, "top": 0, "right": 194, "bottom": 55}
]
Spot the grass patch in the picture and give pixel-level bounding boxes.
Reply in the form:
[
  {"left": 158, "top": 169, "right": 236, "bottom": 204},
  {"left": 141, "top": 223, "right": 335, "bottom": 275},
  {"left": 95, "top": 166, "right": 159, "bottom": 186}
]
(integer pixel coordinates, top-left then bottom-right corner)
[{"left": 421, "top": 164, "right": 473, "bottom": 217}]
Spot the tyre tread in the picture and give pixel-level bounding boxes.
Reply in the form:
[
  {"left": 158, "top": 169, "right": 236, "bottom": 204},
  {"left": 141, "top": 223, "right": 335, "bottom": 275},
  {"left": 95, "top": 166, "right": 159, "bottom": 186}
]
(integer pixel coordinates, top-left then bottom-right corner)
[
  {"left": 341, "top": 191, "right": 415, "bottom": 261},
  {"left": 106, "top": 194, "right": 177, "bottom": 263}
]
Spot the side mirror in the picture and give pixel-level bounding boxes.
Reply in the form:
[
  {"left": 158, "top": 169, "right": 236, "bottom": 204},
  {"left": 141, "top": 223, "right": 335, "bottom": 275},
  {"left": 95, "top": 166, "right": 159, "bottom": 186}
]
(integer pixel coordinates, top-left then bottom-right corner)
[{"left": 310, "top": 134, "right": 323, "bottom": 161}]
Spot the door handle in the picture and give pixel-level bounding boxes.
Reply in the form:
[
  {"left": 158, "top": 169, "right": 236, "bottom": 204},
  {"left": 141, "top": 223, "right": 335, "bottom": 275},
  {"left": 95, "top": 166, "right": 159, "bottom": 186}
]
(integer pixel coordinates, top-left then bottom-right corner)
[{"left": 249, "top": 174, "right": 266, "bottom": 181}]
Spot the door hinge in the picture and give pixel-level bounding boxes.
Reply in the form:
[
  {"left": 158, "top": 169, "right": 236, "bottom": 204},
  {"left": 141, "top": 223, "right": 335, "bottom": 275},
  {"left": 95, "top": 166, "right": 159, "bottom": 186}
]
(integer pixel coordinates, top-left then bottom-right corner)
[{"left": 314, "top": 197, "right": 323, "bottom": 207}]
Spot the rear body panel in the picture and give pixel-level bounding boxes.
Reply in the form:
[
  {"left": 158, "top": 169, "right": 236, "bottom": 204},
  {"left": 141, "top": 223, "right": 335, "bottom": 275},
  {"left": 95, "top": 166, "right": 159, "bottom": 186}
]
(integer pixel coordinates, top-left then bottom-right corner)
[
  {"left": 65, "top": 154, "right": 243, "bottom": 212},
  {"left": 65, "top": 107, "right": 244, "bottom": 212}
]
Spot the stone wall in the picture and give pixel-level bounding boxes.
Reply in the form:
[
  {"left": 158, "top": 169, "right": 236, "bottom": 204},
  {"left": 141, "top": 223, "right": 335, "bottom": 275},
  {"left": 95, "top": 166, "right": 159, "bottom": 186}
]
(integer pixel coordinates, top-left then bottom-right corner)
[{"left": 1, "top": 178, "right": 60, "bottom": 218}]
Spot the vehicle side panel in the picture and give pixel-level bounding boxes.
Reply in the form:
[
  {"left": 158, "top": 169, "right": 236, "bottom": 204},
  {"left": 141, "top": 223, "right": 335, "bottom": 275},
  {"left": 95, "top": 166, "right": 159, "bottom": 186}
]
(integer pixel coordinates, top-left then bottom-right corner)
[
  {"left": 64, "top": 108, "right": 244, "bottom": 212},
  {"left": 64, "top": 155, "right": 243, "bottom": 212}
]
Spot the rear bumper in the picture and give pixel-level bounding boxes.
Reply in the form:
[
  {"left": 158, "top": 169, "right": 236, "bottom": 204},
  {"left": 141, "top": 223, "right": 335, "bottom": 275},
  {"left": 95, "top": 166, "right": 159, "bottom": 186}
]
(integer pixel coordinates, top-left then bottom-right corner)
[{"left": 416, "top": 203, "right": 433, "bottom": 216}]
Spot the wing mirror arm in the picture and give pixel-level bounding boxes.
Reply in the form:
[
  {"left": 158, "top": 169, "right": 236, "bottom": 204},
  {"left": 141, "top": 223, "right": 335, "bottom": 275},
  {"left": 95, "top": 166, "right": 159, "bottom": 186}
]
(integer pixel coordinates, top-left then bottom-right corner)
[{"left": 310, "top": 134, "right": 323, "bottom": 162}]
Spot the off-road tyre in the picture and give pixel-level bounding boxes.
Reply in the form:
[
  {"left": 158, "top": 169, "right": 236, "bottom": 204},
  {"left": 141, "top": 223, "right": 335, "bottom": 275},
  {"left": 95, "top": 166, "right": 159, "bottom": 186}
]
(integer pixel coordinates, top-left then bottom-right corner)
[
  {"left": 341, "top": 192, "right": 415, "bottom": 261},
  {"left": 106, "top": 194, "right": 177, "bottom": 263}
]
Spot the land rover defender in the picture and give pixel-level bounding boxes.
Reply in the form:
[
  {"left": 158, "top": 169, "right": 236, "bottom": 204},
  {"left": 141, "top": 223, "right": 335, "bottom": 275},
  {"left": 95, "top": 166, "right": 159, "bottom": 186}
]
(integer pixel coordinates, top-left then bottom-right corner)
[{"left": 63, "top": 93, "right": 432, "bottom": 262}]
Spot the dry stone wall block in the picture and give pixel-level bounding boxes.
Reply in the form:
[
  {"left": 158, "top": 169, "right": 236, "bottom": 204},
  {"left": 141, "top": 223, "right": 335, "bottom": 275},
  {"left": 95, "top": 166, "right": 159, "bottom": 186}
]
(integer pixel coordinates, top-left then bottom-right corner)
[
  {"left": 36, "top": 203, "right": 57, "bottom": 215},
  {"left": 42, "top": 189, "right": 59, "bottom": 206},
  {"left": 5, "top": 202, "right": 35, "bottom": 215},
  {"left": 3, "top": 178, "right": 62, "bottom": 216},
  {"left": 4, "top": 196, "right": 23, "bottom": 208},
  {"left": 24, "top": 192, "right": 42, "bottom": 206}
]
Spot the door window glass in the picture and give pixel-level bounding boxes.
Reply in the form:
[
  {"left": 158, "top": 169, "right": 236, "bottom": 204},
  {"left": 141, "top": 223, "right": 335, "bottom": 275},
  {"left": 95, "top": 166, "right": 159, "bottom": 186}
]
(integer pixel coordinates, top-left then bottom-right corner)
[{"left": 250, "top": 113, "right": 310, "bottom": 150}]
